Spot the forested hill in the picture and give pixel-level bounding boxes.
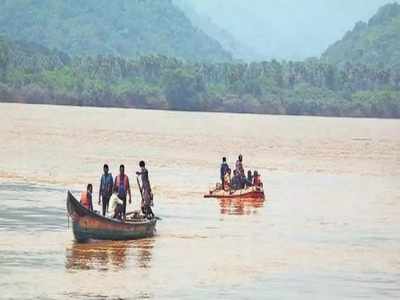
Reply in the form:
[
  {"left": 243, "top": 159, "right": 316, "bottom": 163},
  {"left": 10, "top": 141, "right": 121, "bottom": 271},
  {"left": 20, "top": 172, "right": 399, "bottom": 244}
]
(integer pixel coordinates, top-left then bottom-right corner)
[
  {"left": 0, "top": 0, "right": 231, "bottom": 62},
  {"left": 323, "top": 3, "right": 400, "bottom": 68}
]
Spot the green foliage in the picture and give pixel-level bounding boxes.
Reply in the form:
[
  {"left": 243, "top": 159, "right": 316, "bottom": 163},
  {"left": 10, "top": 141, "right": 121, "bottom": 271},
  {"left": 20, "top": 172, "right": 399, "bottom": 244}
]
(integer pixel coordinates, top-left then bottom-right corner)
[
  {"left": 163, "top": 68, "right": 206, "bottom": 110},
  {"left": 0, "top": 37, "right": 399, "bottom": 118},
  {"left": 0, "top": 0, "right": 231, "bottom": 62},
  {"left": 37, "top": 67, "right": 79, "bottom": 91},
  {"left": 0, "top": 36, "right": 9, "bottom": 68},
  {"left": 350, "top": 90, "right": 400, "bottom": 118},
  {"left": 323, "top": 3, "right": 400, "bottom": 69}
]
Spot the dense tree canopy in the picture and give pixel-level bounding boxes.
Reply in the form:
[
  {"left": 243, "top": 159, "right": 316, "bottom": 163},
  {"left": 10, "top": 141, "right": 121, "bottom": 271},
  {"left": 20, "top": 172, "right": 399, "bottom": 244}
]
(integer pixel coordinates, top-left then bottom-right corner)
[
  {"left": 0, "top": 0, "right": 231, "bottom": 62},
  {"left": 323, "top": 3, "right": 400, "bottom": 69},
  {"left": 0, "top": 38, "right": 399, "bottom": 118}
]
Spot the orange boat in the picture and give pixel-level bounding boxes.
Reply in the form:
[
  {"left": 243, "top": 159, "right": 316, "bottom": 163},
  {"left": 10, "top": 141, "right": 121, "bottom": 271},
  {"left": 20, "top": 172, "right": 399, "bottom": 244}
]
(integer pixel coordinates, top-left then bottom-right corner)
[{"left": 204, "top": 185, "right": 265, "bottom": 199}]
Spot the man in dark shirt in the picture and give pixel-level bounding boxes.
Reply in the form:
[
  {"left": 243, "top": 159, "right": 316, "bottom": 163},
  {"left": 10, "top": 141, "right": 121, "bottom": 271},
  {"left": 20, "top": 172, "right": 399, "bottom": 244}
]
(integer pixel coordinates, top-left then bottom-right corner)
[
  {"left": 220, "top": 157, "right": 230, "bottom": 186},
  {"left": 246, "top": 170, "right": 253, "bottom": 188},
  {"left": 231, "top": 170, "right": 241, "bottom": 190},
  {"left": 235, "top": 154, "right": 245, "bottom": 178},
  {"left": 98, "top": 164, "right": 113, "bottom": 216}
]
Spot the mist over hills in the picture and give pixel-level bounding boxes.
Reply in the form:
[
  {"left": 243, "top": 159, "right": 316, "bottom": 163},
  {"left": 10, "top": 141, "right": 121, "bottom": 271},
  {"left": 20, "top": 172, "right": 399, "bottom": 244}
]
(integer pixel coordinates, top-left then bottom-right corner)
[
  {"left": 0, "top": 0, "right": 231, "bottom": 62},
  {"left": 185, "top": 0, "right": 398, "bottom": 60},
  {"left": 173, "top": 0, "right": 260, "bottom": 61},
  {"left": 0, "top": 0, "right": 397, "bottom": 62}
]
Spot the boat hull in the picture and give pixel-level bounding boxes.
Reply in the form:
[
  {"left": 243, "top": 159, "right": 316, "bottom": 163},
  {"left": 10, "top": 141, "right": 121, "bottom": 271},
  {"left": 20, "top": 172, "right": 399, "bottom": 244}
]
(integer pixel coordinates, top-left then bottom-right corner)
[
  {"left": 67, "top": 191, "right": 156, "bottom": 242},
  {"left": 204, "top": 186, "right": 265, "bottom": 199}
]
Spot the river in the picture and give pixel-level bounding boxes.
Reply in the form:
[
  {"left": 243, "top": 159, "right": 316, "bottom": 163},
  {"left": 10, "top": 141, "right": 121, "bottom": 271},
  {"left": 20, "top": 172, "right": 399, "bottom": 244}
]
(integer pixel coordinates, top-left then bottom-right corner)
[{"left": 0, "top": 103, "right": 399, "bottom": 299}]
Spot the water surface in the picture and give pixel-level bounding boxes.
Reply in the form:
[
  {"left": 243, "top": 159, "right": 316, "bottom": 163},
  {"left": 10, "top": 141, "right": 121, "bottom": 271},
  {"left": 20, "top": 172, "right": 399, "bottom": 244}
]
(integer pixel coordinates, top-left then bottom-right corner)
[{"left": 0, "top": 103, "right": 399, "bottom": 299}]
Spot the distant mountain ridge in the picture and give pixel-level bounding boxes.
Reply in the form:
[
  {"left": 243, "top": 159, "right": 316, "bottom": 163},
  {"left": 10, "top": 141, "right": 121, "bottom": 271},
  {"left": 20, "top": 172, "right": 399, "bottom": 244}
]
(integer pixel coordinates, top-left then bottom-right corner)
[
  {"left": 323, "top": 3, "right": 400, "bottom": 68},
  {"left": 173, "top": 0, "right": 260, "bottom": 61},
  {"left": 0, "top": 0, "right": 231, "bottom": 62}
]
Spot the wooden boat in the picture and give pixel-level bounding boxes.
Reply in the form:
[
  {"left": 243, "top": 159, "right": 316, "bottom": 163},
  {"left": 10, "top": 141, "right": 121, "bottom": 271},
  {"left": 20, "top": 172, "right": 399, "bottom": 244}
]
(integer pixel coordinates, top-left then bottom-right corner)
[
  {"left": 66, "top": 191, "right": 157, "bottom": 242},
  {"left": 204, "top": 185, "right": 265, "bottom": 199}
]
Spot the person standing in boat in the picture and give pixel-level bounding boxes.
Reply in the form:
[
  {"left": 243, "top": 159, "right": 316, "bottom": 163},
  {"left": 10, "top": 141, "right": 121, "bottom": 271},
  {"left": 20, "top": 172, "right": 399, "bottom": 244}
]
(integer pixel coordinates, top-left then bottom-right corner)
[
  {"left": 220, "top": 157, "right": 230, "bottom": 187},
  {"left": 235, "top": 154, "right": 246, "bottom": 188},
  {"left": 235, "top": 154, "right": 245, "bottom": 177},
  {"left": 114, "top": 164, "right": 132, "bottom": 219},
  {"left": 80, "top": 184, "right": 93, "bottom": 211},
  {"left": 98, "top": 164, "right": 113, "bottom": 216},
  {"left": 136, "top": 160, "right": 154, "bottom": 219}
]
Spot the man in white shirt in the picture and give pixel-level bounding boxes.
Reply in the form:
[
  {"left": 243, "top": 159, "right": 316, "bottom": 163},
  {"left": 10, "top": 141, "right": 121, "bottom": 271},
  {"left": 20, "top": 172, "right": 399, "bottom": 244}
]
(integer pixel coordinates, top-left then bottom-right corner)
[{"left": 109, "top": 192, "right": 124, "bottom": 220}]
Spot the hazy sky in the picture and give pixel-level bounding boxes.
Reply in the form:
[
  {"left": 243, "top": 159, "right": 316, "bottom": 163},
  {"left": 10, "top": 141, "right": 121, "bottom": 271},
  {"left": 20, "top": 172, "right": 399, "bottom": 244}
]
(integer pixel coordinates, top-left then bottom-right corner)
[{"left": 187, "top": 0, "right": 398, "bottom": 60}]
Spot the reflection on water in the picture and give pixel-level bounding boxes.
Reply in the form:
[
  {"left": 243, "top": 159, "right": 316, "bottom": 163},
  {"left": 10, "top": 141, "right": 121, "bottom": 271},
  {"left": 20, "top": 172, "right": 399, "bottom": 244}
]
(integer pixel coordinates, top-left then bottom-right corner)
[
  {"left": 65, "top": 241, "right": 129, "bottom": 271},
  {"left": 219, "top": 198, "right": 265, "bottom": 215},
  {"left": 133, "top": 239, "right": 154, "bottom": 269},
  {"left": 65, "top": 291, "right": 154, "bottom": 300},
  {"left": 65, "top": 239, "right": 154, "bottom": 271}
]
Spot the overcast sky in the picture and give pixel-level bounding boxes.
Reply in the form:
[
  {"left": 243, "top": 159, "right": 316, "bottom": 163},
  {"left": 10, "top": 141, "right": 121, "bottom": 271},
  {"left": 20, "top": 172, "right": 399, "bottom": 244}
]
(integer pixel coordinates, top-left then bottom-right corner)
[{"left": 186, "top": 0, "right": 398, "bottom": 60}]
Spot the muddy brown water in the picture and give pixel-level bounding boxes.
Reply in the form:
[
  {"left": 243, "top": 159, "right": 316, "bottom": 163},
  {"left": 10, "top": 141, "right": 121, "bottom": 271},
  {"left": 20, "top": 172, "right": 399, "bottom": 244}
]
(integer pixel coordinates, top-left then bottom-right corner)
[{"left": 0, "top": 103, "right": 399, "bottom": 299}]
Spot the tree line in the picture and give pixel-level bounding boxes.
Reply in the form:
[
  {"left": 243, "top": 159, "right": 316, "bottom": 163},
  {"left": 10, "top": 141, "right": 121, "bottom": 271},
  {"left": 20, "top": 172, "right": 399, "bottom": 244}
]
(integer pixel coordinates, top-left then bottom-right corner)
[{"left": 1, "top": 38, "right": 399, "bottom": 118}]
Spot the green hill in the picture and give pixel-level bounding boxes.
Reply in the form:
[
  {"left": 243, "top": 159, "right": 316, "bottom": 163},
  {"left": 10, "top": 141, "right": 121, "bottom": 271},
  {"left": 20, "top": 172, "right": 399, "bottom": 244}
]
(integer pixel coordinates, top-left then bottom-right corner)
[
  {"left": 0, "top": 0, "right": 231, "bottom": 62},
  {"left": 323, "top": 3, "right": 400, "bottom": 68}
]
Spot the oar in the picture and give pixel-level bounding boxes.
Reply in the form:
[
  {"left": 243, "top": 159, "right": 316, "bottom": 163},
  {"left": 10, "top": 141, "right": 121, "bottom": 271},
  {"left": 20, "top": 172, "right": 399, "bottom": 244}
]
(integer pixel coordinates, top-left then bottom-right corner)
[
  {"left": 123, "top": 177, "right": 145, "bottom": 218},
  {"left": 126, "top": 211, "right": 139, "bottom": 216},
  {"left": 136, "top": 176, "right": 144, "bottom": 204}
]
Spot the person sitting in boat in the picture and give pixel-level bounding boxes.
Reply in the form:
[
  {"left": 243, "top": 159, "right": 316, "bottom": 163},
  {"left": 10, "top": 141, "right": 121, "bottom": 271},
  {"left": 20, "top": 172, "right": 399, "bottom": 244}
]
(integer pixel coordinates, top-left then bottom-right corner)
[
  {"left": 253, "top": 171, "right": 263, "bottom": 188},
  {"left": 220, "top": 157, "right": 230, "bottom": 187},
  {"left": 246, "top": 170, "right": 254, "bottom": 188},
  {"left": 80, "top": 184, "right": 93, "bottom": 211},
  {"left": 136, "top": 160, "right": 154, "bottom": 219},
  {"left": 114, "top": 164, "right": 132, "bottom": 219},
  {"left": 231, "top": 170, "right": 241, "bottom": 190},
  {"left": 109, "top": 190, "right": 124, "bottom": 220},
  {"left": 223, "top": 168, "right": 231, "bottom": 191}
]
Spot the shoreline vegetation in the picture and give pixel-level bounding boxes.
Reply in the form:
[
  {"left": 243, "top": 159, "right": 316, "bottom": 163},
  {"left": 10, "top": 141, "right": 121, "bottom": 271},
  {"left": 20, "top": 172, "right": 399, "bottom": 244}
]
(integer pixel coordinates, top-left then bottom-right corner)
[
  {"left": 1, "top": 101, "right": 399, "bottom": 121},
  {"left": 1, "top": 39, "right": 399, "bottom": 119}
]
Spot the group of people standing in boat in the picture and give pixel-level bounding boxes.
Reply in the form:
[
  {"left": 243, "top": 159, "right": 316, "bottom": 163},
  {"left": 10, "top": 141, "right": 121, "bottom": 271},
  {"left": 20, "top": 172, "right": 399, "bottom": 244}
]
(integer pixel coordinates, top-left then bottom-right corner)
[
  {"left": 220, "top": 155, "right": 263, "bottom": 191},
  {"left": 80, "top": 161, "right": 154, "bottom": 220}
]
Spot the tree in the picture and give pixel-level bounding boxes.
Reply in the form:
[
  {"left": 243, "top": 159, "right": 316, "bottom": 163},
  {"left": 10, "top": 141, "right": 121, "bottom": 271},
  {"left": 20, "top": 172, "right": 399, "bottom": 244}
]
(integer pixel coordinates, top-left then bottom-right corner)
[{"left": 163, "top": 68, "right": 205, "bottom": 110}]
